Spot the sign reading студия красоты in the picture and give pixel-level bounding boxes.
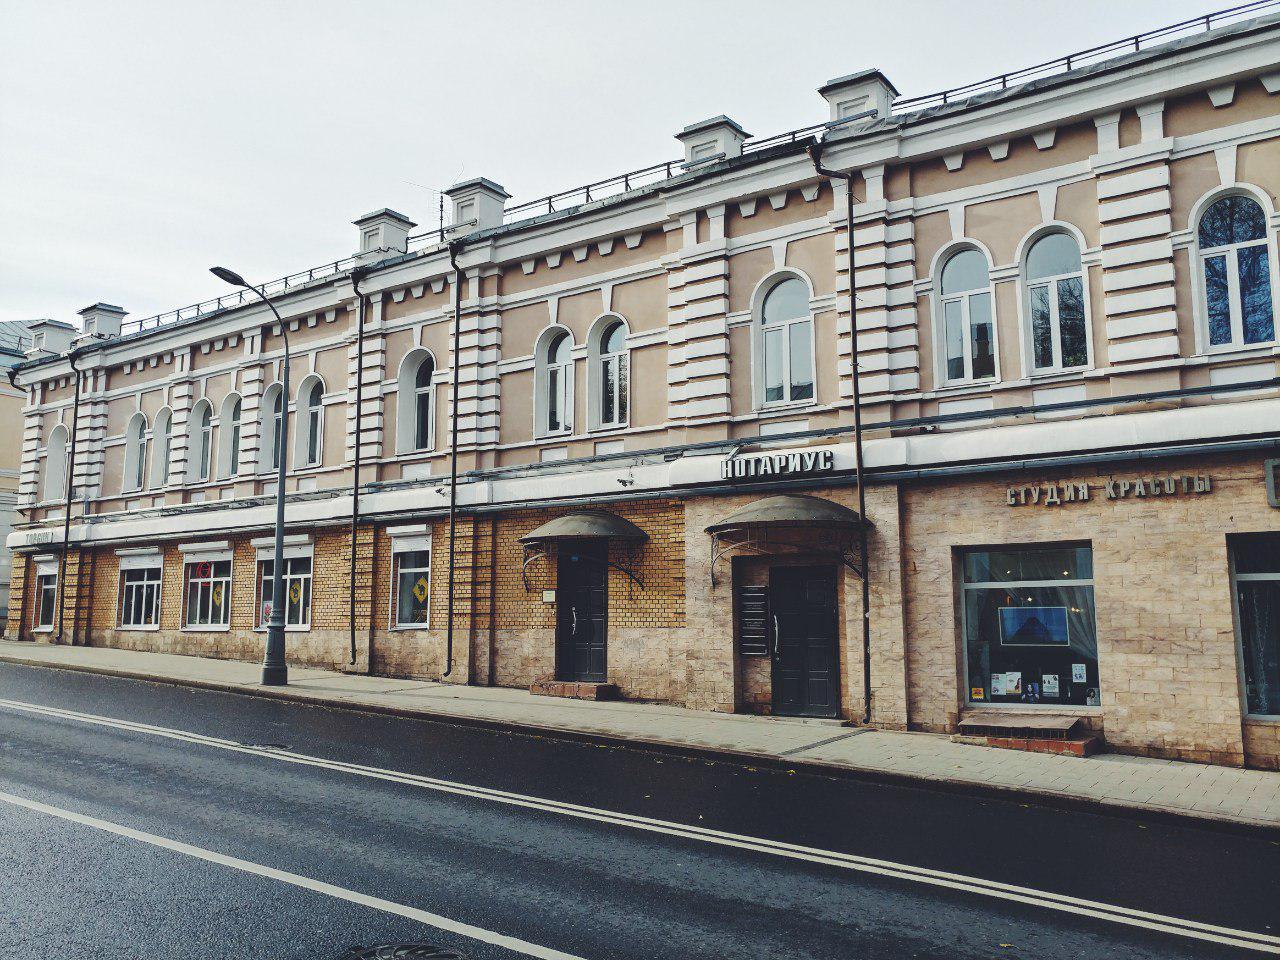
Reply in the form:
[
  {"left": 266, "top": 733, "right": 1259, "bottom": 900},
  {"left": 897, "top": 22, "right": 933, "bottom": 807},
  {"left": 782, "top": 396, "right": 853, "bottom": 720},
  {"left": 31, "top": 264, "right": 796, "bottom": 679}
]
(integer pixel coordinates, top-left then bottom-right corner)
[
  {"left": 722, "top": 449, "right": 835, "bottom": 481},
  {"left": 1006, "top": 474, "right": 1213, "bottom": 507}
]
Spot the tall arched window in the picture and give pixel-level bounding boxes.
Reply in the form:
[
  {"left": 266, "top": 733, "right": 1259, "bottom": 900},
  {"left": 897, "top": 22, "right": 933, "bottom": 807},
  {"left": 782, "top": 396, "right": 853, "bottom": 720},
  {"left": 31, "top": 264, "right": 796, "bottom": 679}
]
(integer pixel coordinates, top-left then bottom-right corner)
[
  {"left": 1025, "top": 232, "right": 1087, "bottom": 373},
  {"left": 1198, "top": 193, "right": 1276, "bottom": 349},
  {"left": 295, "top": 377, "right": 324, "bottom": 468},
  {"left": 42, "top": 423, "right": 68, "bottom": 503},
  {"left": 759, "top": 276, "right": 814, "bottom": 405},
  {"left": 396, "top": 350, "right": 436, "bottom": 453},
  {"left": 218, "top": 394, "right": 242, "bottom": 478},
  {"left": 150, "top": 408, "right": 171, "bottom": 488},
  {"left": 262, "top": 384, "right": 284, "bottom": 472},
  {"left": 189, "top": 401, "right": 213, "bottom": 482},
  {"left": 589, "top": 317, "right": 629, "bottom": 430},
  {"left": 939, "top": 248, "right": 996, "bottom": 383},
  {"left": 536, "top": 329, "right": 573, "bottom": 436},
  {"left": 123, "top": 412, "right": 149, "bottom": 493}
]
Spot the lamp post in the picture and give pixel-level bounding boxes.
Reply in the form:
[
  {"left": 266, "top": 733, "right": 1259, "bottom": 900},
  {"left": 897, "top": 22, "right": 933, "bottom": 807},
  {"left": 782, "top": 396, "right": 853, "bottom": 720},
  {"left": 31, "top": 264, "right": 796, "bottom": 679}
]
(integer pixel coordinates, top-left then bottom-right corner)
[{"left": 211, "top": 266, "right": 290, "bottom": 686}]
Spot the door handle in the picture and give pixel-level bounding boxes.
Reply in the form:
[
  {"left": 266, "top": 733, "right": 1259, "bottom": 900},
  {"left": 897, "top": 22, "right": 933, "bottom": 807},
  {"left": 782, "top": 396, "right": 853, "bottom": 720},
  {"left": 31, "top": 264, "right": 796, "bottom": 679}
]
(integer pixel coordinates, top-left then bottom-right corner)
[
  {"left": 571, "top": 608, "right": 578, "bottom": 635},
  {"left": 772, "top": 615, "right": 780, "bottom": 657}
]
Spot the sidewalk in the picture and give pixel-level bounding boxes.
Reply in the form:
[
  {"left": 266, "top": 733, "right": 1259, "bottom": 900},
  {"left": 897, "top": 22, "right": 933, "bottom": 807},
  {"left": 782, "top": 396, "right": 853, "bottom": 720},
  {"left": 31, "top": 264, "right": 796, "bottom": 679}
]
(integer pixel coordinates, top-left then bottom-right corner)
[{"left": 2, "top": 639, "right": 1277, "bottom": 832}]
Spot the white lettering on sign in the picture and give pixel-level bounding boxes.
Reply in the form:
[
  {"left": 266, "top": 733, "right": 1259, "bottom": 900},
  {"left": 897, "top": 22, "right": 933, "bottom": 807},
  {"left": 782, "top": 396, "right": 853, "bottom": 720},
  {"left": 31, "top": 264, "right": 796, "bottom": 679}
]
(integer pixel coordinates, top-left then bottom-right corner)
[
  {"left": 722, "top": 449, "right": 835, "bottom": 481},
  {"left": 1007, "top": 474, "right": 1212, "bottom": 507}
]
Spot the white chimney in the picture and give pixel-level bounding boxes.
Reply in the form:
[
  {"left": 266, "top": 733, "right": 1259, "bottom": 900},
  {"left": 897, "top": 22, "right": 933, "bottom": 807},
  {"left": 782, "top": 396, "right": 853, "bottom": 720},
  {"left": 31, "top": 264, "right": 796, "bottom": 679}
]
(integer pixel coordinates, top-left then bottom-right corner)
[
  {"left": 353, "top": 208, "right": 416, "bottom": 263},
  {"left": 445, "top": 178, "right": 510, "bottom": 234},
  {"left": 818, "top": 69, "right": 899, "bottom": 123},
  {"left": 675, "top": 116, "right": 750, "bottom": 166},
  {"left": 77, "top": 302, "right": 127, "bottom": 339},
  {"left": 25, "top": 319, "right": 77, "bottom": 357}
]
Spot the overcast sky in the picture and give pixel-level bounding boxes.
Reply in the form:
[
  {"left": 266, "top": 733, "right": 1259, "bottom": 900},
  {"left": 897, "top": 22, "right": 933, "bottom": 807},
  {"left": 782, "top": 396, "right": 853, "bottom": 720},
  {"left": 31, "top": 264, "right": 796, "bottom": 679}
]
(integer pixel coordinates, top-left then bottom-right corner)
[{"left": 0, "top": 0, "right": 1218, "bottom": 326}]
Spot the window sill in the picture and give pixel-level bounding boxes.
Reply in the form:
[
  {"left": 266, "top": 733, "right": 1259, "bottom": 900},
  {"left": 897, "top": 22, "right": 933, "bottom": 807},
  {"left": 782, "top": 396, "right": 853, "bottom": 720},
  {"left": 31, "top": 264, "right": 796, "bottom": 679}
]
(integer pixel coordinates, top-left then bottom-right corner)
[
  {"left": 963, "top": 702, "right": 1103, "bottom": 715},
  {"left": 32, "top": 626, "right": 53, "bottom": 633},
  {"left": 758, "top": 399, "right": 817, "bottom": 414},
  {"left": 116, "top": 625, "right": 161, "bottom": 633},
  {"left": 181, "top": 625, "right": 231, "bottom": 633},
  {"left": 390, "top": 624, "right": 431, "bottom": 631},
  {"left": 1244, "top": 714, "right": 1280, "bottom": 725},
  {"left": 252, "top": 626, "right": 312, "bottom": 633}
]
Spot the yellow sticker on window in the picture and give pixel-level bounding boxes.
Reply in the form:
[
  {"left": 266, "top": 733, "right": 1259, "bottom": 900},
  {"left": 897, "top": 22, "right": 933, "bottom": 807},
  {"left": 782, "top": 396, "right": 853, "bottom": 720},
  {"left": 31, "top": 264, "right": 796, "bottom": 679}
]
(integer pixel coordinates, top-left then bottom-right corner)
[
  {"left": 971, "top": 687, "right": 985, "bottom": 700},
  {"left": 211, "top": 584, "right": 223, "bottom": 605},
  {"left": 289, "top": 582, "right": 301, "bottom": 604},
  {"left": 412, "top": 577, "right": 429, "bottom": 603}
]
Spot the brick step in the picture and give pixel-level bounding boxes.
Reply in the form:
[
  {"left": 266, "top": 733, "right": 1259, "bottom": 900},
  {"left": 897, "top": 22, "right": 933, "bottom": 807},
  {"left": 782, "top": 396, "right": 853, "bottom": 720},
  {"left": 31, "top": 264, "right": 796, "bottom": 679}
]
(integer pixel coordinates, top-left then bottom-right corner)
[
  {"left": 529, "top": 679, "right": 620, "bottom": 701},
  {"left": 951, "top": 733, "right": 1103, "bottom": 757}
]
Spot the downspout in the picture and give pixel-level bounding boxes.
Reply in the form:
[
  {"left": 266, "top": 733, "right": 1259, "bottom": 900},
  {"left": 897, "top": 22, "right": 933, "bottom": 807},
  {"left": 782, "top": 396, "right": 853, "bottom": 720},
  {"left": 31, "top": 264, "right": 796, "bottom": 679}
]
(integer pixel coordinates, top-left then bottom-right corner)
[
  {"left": 347, "top": 265, "right": 371, "bottom": 667},
  {"left": 443, "top": 240, "right": 464, "bottom": 678},
  {"left": 55, "top": 349, "right": 84, "bottom": 645},
  {"left": 809, "top": 139, "right": 874, "bottom": 726}
]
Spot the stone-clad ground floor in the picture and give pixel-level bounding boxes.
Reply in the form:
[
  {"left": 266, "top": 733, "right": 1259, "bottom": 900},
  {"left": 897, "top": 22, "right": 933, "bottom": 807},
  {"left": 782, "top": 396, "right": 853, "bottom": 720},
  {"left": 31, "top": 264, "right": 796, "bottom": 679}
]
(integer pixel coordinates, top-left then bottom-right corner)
[{"left": 7, "top": 449, "right": 1280, "bottom": 770}]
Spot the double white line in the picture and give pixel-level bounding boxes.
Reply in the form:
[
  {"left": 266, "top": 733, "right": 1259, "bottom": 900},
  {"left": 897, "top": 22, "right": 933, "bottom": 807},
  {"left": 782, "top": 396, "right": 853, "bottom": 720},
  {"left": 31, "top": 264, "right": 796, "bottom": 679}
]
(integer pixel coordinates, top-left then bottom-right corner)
[{"left": 2, "top": 695, "right": 1277, "bottom": 955}]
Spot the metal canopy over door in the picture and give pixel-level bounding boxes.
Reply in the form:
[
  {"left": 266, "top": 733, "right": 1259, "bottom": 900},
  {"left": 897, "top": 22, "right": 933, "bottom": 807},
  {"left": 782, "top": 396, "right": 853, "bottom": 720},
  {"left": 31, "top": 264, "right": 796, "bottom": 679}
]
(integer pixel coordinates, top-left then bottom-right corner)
[
  {"left": 770, "top": 565, "right": 839, "bottom": 718},
  {"left": 557, "top": 540, "right": 608, "bottom": 683}
]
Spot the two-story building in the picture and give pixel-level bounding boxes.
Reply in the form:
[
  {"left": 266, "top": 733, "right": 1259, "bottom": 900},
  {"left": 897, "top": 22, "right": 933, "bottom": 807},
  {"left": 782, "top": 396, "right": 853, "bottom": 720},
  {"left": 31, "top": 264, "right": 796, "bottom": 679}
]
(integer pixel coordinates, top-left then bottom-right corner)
[{"left": 9, "top": 8, "right": 1280, "bottom": 769}]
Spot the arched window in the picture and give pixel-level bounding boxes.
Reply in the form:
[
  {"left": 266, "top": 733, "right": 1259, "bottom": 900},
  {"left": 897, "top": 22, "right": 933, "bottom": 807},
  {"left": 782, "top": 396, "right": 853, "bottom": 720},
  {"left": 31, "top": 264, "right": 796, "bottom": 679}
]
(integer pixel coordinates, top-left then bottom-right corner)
[
  {"left": 589, "top": 317, "right": 629, "bottom": 430},
  {"left": 189, "top": 400, "right": 213, "bottom": 482},
  {"left": 536, "top": 329, "right": 574, "bottom": 436},
  {"left": 1197, "top": 193, "right": 1275, "bottom": 349},
  {"left": 123, "top": 412, "right": 149, "bottom": 493},
  {"left": 150, "top": 408, "right": 171, "bottom": 488},
  {"left": 396, "top": 350, "right": 436, "bottom": 453},
  {"left": 42, "top": 423, "right": 68, "bottom": 503},
  {"left": 1024, "top": 232, "right": 1087, "bottom": 372},
  {"left": 759, "top": 276, "right": 814, "bottom": 405},
  {"left": 295, "top": 376, "right": 324, "bottom": 468},
  {"left": 218, "top": 394, "right": 242, "bottom": 478},
  {"left": 939, "top": 248, "right": 996, "bottom": 383},
  {"left": 262, "top": 384, "right": 284, "bottom": 472}
]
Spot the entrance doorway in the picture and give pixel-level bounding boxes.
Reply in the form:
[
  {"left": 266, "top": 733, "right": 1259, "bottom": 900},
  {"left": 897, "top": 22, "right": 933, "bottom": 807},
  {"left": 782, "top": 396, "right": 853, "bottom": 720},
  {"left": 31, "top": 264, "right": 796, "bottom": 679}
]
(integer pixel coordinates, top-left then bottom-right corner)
[
  {"left": 770, "top": 565, "right": 839, "bottom": 718},
  {"left": 556, "top": 540, "right": 608, "bottom": 683}
]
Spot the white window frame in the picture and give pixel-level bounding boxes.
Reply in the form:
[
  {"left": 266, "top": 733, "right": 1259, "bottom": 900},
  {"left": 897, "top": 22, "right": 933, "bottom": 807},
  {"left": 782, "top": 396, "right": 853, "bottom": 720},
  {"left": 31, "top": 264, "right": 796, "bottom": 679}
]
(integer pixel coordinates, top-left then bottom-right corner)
[
  {"left": 534, "top": 326, "right": 574, "bottom": 438},
  {"left": 181, "top": 553, "right": 233, "bottom": 631},
  {"left": 218, "top": 394, "right": 243, "bottom": 479},
  {"left": 190, "top": 401, "right": 213, "bottom": 482},
  {"left": 388, "top": 531, "right": 432, "bottom": 630},
  {"left": 253, "top": 540, "right": 313, "bottom": 631},
  {"left": 117, "top": 552, "right": 164, "bottom": 631},
  {"left": 587, "top": 315, "right": 630, "bottom": 432},
  {"left": 933, "top": 243, "right": 1000, "bottom": 387},
  {"left": 123, "top": 412, "right": 149, "bottom": 494},
  {"left": 753, "top": 272, "right": 817, "bottom": 410},
  {"left": 150, "top": 407, "right": 172, "bottom": 488},
  {"left": 41, "top": 424, "right": 68, "bottom": 505},
  {"left": 395, "top": 349, "right": 437, "bottom": 454},
  {"left": 1191, "top": 188, "right": 1280, "bottom": 355},
  {"left": 1017, "top": 228, "right": 1092, "bottom": 377},
  {"left": 32, "top": 559, "right": 57, "bottom": 632},
  {"left": 294, "top": 376, "right": 325, "bottom": 469}
]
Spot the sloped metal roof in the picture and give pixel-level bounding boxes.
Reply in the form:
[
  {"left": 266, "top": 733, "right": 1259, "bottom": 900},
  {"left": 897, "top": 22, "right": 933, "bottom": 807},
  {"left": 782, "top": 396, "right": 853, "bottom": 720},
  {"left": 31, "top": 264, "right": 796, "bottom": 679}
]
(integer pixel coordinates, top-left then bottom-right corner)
[
  {"left": 705, "top": 494, "right": 863, "bottom": 534},
  {"left": 519, "top": 510, "right": 648, "bottom": 544}
]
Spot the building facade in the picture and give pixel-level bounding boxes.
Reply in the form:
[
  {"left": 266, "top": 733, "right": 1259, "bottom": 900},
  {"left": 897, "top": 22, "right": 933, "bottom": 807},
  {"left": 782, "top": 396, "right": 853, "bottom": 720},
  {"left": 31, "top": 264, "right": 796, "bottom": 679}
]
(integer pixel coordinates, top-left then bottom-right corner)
[{"left": 9, "top": 11, "right": 1280, "bottom": 768}]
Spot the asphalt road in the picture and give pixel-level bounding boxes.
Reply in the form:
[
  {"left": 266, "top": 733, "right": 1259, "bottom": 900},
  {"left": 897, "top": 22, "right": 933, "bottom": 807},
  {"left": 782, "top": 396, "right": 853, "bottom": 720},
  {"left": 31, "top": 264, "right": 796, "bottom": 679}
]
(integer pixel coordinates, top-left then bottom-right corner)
[{"left": 0, "top": 662, "right": 1276, "bottom": 960}]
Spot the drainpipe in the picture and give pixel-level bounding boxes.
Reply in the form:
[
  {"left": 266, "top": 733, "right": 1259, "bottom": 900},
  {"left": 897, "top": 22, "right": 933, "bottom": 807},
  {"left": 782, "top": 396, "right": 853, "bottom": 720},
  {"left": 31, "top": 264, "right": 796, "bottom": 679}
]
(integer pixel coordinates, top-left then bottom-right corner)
[
  {"left": 55, "top": 348, "right": 84, "bottom": 645},
  {"left": 443, "top": 240, "right": 464, "bottom": 678},
  {"left": 347, "top": 265, "right": 371, "bottom": 667},
  {"left": 809, "top": 138, "right": 874, "bottom": 726}
]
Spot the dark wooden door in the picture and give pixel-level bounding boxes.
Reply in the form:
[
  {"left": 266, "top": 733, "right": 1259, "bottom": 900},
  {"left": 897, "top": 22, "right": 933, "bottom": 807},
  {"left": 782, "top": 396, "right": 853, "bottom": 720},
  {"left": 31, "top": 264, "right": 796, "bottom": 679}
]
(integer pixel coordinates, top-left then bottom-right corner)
[
  {"left": 557, "top": 541, "right": 608, "bottom": 683},
  {"left": 770, "top": 566, "right": 839, "bottom": 718}
]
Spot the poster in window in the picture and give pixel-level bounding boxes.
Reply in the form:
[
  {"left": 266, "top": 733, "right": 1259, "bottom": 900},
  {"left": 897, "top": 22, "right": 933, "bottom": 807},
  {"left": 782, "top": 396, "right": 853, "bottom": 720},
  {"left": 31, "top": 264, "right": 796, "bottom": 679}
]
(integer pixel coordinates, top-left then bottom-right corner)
[
  {"left": 1072, "top": 663, "right": 1088, "bottom": 683},
  {"left": 990, "top": 673, "right": 1006, "bottom": 696},
  {"left": 998, "top": 606, "right": 1070, "bottom": 646},
  {"left": 1004, "top": 672, "right": 1022, "bottom": 696},
  {"left": 1042, "top": 674, "right": 1060, "bottom": 697}
]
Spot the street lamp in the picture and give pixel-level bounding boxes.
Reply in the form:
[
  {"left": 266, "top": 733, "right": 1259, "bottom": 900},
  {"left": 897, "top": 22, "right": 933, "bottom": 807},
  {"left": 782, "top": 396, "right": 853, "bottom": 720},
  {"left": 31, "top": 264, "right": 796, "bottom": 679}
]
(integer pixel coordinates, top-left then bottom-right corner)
[{"left": 211, "top": 266, "right": 290, "bottom": 686}]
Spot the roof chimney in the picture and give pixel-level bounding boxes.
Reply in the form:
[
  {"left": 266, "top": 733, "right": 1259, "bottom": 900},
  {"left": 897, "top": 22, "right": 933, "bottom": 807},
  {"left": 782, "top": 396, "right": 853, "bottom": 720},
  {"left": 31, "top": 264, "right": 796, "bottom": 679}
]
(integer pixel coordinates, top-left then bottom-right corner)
[
  {"left": 445, "top": 178, "right": 510, "bottom": 234},
  {"left": 818, "top": 69, "right": 899, "bottom": 123},
  {"left": 675, "top": 116, "right": 750, "bottom": 167},
  {"left": 77, "top": 302, "right": 127, "bottom": 340},
  {"left": 353, "top": 208, "right": 416, "bottom": 264}
]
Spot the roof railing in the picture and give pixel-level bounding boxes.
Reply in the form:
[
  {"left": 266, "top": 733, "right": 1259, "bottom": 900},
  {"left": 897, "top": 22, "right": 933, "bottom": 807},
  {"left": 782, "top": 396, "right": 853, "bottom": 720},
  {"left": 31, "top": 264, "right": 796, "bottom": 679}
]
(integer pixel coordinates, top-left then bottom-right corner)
[{"left": 113, "top": 0, "right": 1278, "bottom": 341}]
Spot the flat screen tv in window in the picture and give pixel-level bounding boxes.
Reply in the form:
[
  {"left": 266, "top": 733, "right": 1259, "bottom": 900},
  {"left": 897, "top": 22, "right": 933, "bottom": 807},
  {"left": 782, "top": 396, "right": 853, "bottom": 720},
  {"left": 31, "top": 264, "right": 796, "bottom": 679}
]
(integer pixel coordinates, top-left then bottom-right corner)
[{"left": 998, "top": 606, "right": 1070, "bottom": 646}]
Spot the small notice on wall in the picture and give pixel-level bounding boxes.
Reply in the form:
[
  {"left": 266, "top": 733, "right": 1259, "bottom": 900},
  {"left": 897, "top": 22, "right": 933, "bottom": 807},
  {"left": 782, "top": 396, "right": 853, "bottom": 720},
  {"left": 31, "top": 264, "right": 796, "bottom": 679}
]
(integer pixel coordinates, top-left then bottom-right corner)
[
  {"left": 971, "top": 686, "right": 985, "bottom": 701},
  {"left": 1042, "top": 674, "right": 1060, "bottom": 697},
  {"left": 991, "top": 674, "right": 1006, "bottom": 696},
  {"left": 1005, "top": 672, "right": 1023, "bottom": 696},
  {"left": 1072, "top": 663, "right": 1087, "bottom": 683}
]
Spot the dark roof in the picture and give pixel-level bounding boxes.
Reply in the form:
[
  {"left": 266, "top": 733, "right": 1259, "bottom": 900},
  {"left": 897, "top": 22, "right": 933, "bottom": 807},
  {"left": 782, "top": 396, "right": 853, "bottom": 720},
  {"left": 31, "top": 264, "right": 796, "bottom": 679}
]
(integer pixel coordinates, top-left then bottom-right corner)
[
  {"left": 705, "top": 494, "right": 863, "bottom": 533},
  {"left": 519, "top": 510, "right": 648, "bottom": 544}
]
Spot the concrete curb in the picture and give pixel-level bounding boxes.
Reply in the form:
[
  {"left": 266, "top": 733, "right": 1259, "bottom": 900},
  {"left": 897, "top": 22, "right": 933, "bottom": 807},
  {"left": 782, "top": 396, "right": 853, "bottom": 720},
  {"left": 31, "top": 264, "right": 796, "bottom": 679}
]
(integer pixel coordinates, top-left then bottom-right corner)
[{"left": 5, "top": 653, "right": 1278, "bottom": 840}]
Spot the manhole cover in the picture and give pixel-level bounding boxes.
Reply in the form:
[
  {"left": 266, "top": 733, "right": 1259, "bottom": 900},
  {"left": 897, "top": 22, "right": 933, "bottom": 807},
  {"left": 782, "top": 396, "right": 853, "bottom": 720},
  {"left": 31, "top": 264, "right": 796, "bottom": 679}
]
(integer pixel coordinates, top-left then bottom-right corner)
[{"left": 338, "top": 946, "right": 466, "bottom": 959}]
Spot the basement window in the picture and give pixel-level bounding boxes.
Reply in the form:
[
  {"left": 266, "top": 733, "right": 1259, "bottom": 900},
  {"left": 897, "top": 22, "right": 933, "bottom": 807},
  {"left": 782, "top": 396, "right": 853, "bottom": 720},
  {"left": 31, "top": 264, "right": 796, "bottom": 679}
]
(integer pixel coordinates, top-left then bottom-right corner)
[{"left": 961, "top": 544, "right": 1098, "bottom": 708}]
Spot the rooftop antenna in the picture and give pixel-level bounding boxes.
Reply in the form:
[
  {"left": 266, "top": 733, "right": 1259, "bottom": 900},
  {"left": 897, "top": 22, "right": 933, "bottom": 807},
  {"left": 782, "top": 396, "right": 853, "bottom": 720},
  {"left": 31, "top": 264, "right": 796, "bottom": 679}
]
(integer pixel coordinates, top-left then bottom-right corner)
[{"left": 404, "top": 165, "right": 467, "bottom": 242}]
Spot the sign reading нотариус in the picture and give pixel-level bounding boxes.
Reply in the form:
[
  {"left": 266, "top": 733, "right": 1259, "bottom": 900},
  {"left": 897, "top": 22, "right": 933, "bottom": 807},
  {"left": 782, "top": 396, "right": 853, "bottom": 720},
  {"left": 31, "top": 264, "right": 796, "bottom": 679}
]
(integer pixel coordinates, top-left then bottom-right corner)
[
  {"left": 722, "top": 449, "right": 835, "bottom": 481},
  {"left": 1006, "top": 474, "right": 1212, "bottom": 507}
]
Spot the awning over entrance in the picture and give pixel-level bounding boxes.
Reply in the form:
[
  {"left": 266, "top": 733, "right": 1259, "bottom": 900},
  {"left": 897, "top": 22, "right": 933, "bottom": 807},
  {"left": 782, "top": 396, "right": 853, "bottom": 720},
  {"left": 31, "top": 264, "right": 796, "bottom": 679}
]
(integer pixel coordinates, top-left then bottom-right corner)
[
  {"left": 704, "top": 494, "right": 866, "bottom": 585},
  {"left": 519, "top": 510, "right": 648, "bottom": 545},
  {"left": 519, "top": 510, "right": 648, "bottom": 591}
]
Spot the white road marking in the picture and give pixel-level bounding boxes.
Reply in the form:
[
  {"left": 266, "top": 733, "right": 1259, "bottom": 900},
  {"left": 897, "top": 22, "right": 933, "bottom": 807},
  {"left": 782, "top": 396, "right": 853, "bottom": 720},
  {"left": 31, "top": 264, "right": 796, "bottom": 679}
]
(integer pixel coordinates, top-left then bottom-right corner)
[
  {"left": 3, "top": 694, "right": 1279, "bottom": 955},
  {"left": 0, "top": 788, "right": 586, "bottom": 960}
]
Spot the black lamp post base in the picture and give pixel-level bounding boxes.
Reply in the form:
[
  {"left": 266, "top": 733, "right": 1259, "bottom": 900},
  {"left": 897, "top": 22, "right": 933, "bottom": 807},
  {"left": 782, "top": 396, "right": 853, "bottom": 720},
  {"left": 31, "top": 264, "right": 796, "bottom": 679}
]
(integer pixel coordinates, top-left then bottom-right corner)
[{"left": 261, "top": 664, "right": 288, "bottom": 686}]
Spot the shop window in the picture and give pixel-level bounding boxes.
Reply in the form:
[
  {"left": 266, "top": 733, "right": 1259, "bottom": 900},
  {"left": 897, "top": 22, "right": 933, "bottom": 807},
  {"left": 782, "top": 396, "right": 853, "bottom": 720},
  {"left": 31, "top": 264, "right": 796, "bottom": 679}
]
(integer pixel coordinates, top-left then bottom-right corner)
[
  {"left": 256, "top": 555, "right": 312, "bottom": 629},
  {"left": 1234, "top": 534, "right": 1280, "bottom": 717},
  {"left": 183, "top": 558, "right": 232, "bottom": 628},
  {"left": 392, "top": 548, "right": 431, "bottom": 628},
  {"left": 118, "top": 564, "right": 163, "bottom": 629},
  {"left": 961, "top": 544, "right": 1098, "bottom": 707},
  {"left": 1024, "top": 231, "right": 1088, "bottom": 373},
  {"left": 33, "top": 570, "right": 57, "bottom": 630},
  {"left": 938, "top": 247, "right": 996, "bottom": 384},
  {"left": 758, "top": 275, "right": 815, "bottom": 406},
  {"left": 1197, "top": 192, "right": 1276, "bottom": 350}
]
